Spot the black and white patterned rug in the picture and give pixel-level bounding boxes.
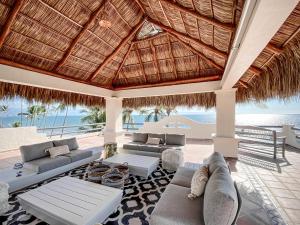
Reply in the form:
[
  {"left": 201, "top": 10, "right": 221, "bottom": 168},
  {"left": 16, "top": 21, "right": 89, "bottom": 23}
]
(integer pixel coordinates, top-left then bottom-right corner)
[{"left": 0, "top": 162, "right": 175, "bottom": 225}]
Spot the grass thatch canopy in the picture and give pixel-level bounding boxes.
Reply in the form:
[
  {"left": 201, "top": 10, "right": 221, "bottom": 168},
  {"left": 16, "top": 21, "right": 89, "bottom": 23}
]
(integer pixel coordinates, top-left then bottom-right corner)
[{"left": 0, "top": 81, "right": 105, "bottom": 107}]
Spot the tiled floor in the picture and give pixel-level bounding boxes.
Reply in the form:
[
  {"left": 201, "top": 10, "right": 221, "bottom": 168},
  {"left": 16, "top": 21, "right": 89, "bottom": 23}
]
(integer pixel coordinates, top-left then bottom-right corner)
[{"left": 0, "top": 134, "right": 300, "bottom": 224}]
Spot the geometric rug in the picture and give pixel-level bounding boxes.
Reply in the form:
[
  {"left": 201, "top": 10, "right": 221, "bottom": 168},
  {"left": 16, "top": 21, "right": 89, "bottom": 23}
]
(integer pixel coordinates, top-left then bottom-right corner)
[{"left": 0, "top": 162, "right": 175, "bottom": 225}]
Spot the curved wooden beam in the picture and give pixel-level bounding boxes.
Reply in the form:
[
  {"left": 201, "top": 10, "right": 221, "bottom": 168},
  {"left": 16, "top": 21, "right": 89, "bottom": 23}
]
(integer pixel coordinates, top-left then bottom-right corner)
[
  {"left": 133, "top": 0, "right": 145, "bottom": 13},
  {"left": 149, "top": 18, "right": 228, "bottom": 59},
  {"left": 0, "top": 0, "right": 25, "bottom": 48},
  {"left": 88, "top": 17, "right": 146, "bottom": 81},
  {"left": 114, "top": 75, "right": 221, "bottom": 90},
  {"left": 55, "top": 0, "right": 107, "bottom": 70}
]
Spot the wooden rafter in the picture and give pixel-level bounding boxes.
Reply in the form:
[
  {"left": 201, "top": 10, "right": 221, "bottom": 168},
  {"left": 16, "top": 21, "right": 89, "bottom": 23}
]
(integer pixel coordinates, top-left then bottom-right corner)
[
  {"left": 88, "top": 17, "right": 146, "bottom": 81},
  {"left": 158, "top": 0, "right": 172, "bottom": 27},
  {"left": 109, "top": 2, "right": 131, "bottom": 29},
  {"left": 266, "top": 43, "right": 283, "bottom": 55},
  {"left": 160, "top": 0, "right": 234, "bottom": 31},
  {"left": 114, "top": 75, "right": 221, "bottom": 90},
  {"left": 133, "top": 0, "right": 145, "bottom": 13},
  {"left": 283, "top": 27, "right": 300, "bottom": 47},
  {"left": 135, "top": 44, "right": 147, "bottom": 83},
  {"left": 150, "top": 41, "right": 161, "bottom": 81},
  {"left": 167, "top": 35, "right": 178, "bottom": 79},
  {"left": 149, "top": 18, "right": 228, "bottom": 58},
  {"left": 112, "top": 43, "right": 134, "bottom": 84},
  {"left": 168, "top": 33, "right": 224, "bottom": 71},
  {"left": 0, "top": 0, "right": 25, "bottom": 48},
  {"left": 239, "top": 80, "right": 248, "bottom": 88},
  {"left": 55, "top": 1, "right": 106, "bottom": 70},
  {"left": 249, "top": 66, "right": 262, "bottom": 74}
]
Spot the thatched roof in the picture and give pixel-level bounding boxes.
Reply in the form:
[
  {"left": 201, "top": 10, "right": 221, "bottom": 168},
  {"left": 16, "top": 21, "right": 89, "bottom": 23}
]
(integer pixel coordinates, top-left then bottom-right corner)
[{"left": 0, "top": 0, "right": 299, "bottom": 107}]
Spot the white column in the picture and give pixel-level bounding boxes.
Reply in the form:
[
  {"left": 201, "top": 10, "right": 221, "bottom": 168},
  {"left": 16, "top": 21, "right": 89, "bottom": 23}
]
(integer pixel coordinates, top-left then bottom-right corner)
[
  {"left": 104, "top": 97, "right": 123, "bottom": 144},
  {"left": 212, "top": 89, "right": 239, "bottom": 158}
]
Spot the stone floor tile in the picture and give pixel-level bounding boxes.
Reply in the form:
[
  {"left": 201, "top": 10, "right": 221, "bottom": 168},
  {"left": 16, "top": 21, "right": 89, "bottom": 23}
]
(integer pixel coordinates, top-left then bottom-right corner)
[
  {"left": 269, "top": 187, "right": 296, "bottom": 198},
  {"left": 276, "top": 197, "right": 300, "bottom": 210},
  {"left": 285, "top": 209, "right": 300, "bottom": 223}
]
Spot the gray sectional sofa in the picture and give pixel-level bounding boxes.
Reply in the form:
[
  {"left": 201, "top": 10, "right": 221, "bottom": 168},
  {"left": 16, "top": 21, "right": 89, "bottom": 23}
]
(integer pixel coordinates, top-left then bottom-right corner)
[
  {"left": 8, "top": 137, "right": 101, "bottom": 193},
  {"left": 150, "top": 152, "right": 242, "bottom": 225},
  {"left": 122, "top": 132, "right": 185, "bottom": 157}
]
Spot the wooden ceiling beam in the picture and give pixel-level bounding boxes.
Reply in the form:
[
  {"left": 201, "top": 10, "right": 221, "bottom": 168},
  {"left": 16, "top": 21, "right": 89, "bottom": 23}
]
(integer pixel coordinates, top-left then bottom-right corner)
[
  {"left": 149, "top": 18, "right": 228, "bottom": 59},
  {"left": 168, "top": 33, "right": 224, "bottom": 71},
  {"left": 238, "top": 80, "right": 248, "bottom": 88},
  {"left": 135, "top": 44, "right": 148, "bottom": 83},
  {"left": 266, "top": 43, "right": 283, "bottom": 55},
  {"left": 158, "top": 0, "right": 172, "bottom": 27},
  {"left": 133, "top": 0, "right": 146, "bottom": 13},
  {"left": 249, "top": 66, "right": 263, "bottom": 74},
  {"left": 167, "top": 35, "right": 178, "bottom": 79},
  {"left": 108, "top": 2, "right": 131, "bottom": 29},
  {"left": 55, "top": 0, "right": 107, "bottom": 70},
  {"left": 88, "top": 17, "right": 146, "bottom": 81},
  {"left": 0, "top": 0, "right": 24, "bottom": 48},
  {"left": 160, "top": 0, "right": 234, "bottom": 31},
  {"left": 114, "top": 75, "right": 221, "bottom": 90},
  {"left": 150, "top": 41, "right": 161, "bottom": 81},
  {"left": 112, "top": 43, "right": 134, "bottom": 84}
]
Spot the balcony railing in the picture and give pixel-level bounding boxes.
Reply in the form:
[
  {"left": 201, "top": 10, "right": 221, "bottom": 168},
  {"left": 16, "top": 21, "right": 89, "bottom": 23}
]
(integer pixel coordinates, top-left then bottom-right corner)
[{"left": 38, "top": 122, "right": 105, "bottom": 138}]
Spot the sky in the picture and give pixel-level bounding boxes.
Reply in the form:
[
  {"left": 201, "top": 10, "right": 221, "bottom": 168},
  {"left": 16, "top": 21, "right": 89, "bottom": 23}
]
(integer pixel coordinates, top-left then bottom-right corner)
[{"left": 0, "top": 97, "right": 299, "bottom": 117}]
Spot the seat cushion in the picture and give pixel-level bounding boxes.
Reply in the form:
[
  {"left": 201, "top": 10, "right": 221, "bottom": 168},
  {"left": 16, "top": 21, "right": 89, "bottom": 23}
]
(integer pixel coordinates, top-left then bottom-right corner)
[
  {"left": 20, "top": 141, "right": 53, "bottom": 162},
  {"left": 166, "top": 134, "right": 185, "bottom": 146},
  {"left": 170, "top": 167, "right": 196, "bottom": 188},
  {"left": 123, "top": 142, "right": 167, "bottom": 153},
  {"left": 204, "top": 166, "right": 238, "bottom": 225},
  {"left": 65, "top": 150, "right": 92, "bottom": 162},
  {"left": 206, "top": 152, "right": 229, "bottom": 175},
  {"left": 150, "top": 184, "right": 205, "bottom": 225},
  {"left": 132, "top": 132, "right": 148, "bottom": 143},
  {"left": 148, "top": 133, "right": 165, "bottom": 144},
  {"left": 25, "top": 156, "right": 71, "bottom": 173},
  {"left": 53, "top": 137, "right": 79, "bottom": 151}
]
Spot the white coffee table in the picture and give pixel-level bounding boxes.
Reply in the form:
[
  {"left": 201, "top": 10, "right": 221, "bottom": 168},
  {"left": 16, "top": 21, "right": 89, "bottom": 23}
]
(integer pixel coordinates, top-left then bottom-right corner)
[
  {"left": 103, "top": 153, "right": 159, "bottom": 178},
  {"left": 18, "top": 176, "right": 122, "bottom": 225}
]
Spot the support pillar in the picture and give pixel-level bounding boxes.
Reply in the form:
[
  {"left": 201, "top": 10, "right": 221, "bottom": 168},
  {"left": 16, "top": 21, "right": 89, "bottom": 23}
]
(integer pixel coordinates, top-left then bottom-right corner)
[
  {"left": 212, "top": 89, "right": 239, "bottom": 158},
  {"left": 104, "top": 97, "right": 123, "bottom": 144}
]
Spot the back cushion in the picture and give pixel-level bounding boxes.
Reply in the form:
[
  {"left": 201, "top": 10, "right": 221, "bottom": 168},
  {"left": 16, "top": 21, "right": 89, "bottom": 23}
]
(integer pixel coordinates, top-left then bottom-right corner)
[
  {"left": 204, "top": 167, "right": 238, "bottom": 225},
  {"left": 207, "top": 152, "right": 229, "bottom": 175},
  {"left": 53, "top": 137, "right": 79, "bottom": 151},
  {"left": 166, "top": 134, "right": 185, "bottom": 146},
  {"left": 20, "top": 141, "right": 53, "bottom": 162},
  {"left": 132, "top": 132, "right": 148, "bottom": 143},
  {"left": 148, "top": 133, "right": 165, "bottom": 144}
]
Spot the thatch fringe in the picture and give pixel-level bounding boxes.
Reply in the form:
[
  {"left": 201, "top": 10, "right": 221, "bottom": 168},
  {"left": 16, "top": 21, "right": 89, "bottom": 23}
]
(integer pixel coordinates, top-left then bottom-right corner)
[
  {"left": 237, "top": 33, "right": 300, "bottom": 102},
  {"left": 122, "top": 92, "right": 216, "bottom": 109},
  {"left": 0, "top": 81, "right": 105, "bottom": 107}
]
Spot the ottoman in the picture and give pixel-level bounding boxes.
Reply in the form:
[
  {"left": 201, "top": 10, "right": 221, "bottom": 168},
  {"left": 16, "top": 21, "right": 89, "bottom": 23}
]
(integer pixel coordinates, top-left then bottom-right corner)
[
  {"left": 162, "top": 149, "right": 184, "bottom": 171},
  {"left": 0, "top": 182, "right": 10, "bottom": 215}
]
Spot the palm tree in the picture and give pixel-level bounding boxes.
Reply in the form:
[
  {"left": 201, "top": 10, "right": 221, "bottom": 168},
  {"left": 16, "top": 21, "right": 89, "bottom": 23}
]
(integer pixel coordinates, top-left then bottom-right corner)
[
  {"left": 60, "top": 105, "right": 69, "bottom": 137},
  {"left": 0, "top": 105, "right": 8, "bottom": 127},
  {"left": 123, "top": 108, "right": 135, "bottom": 131},
  {"left": 140, "top": 106, "right": 166, "bottom": 122},
  {"left": 12, "top": 121, "right": 21, "bottom": 127},
  {"left": 50, "top": 103, "right": 66, "bottom": 137},
  {"left": 164, "top": 106, "right": 177, "bottom": 116},
  {"left": 25, "top": 105, "right": 41, "bottom": 126},
  {"left": 80, "top": 107, "right": 106, "bottom": 128}
]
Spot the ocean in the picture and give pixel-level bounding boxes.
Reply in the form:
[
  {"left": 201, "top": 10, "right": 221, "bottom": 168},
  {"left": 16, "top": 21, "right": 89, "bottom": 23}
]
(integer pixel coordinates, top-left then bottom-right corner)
[{"left": 1, "top": 114, "right": 300, "bottom": 129}]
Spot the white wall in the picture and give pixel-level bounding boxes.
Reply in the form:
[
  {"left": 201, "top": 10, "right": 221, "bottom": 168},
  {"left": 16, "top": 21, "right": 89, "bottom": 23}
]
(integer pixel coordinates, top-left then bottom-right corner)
[
  {"left": 0, "top": 127, "right": 48, "bottom": 152},
  {"left": 138, "top": 115, "right": 216, "bottom": 139},
  {"left": 282, "top": 125, "right": 300, "bottom": 149}
]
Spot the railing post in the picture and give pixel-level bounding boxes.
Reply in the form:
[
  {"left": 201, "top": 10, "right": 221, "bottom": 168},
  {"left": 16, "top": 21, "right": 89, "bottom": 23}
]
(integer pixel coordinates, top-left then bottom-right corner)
[{"left": 273, "top": 130, "right": 277, "bottom": 159}]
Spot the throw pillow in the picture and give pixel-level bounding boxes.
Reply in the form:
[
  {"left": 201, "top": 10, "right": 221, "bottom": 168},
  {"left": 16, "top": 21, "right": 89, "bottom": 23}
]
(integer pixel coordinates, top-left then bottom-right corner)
[
  {"left": 188, "top": 165, "right": 209, "bottom": 199},
  {"left": 146, "top": 137, "right": 161, "bottom": 145},
  {"left": 46, "top": 145, "right": 70, "bottom": 158}
]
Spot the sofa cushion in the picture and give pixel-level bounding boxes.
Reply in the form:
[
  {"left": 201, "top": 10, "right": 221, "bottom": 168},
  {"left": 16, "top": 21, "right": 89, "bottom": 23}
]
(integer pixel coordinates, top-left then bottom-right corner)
[
  {"left": 204, "top": 166, "right": 238, "bottom": 225},
  {"left": 206, "top": 152, "right": 229, "bottom": 175},
  {"left": 146, "top": 137, "right": 161, "bottom": 145},
  {"left": 148, "top": 133, "right": 165, "bottom": 144},
  {"left": 25, "top": 156, "right": 71, "bottom": 173},
  {"left": 123, "top": 142, "right": 167, "bottom": 153},
  {"left": 132, "top": 132, "right": 148, "bottom": 143},
  {"left": 47, "top": 145, "right": 70, "bottom": 158},
  {"left": 150, "top": 184, "right": 205, "bottom": 225},
  {"left": 166, "top": 134, "right": 185, "bottom": 146},
  {"left": 170, "top": 167, "right": 196, "bottom": 188},
  {"left": 53, "top": 137, "right": 79, "bottom": 151},
  {"left": 188, "top": 165, "right": 209, "bottom": 199},
  {"left": 20, "top": 141, "right": 53, "bottom": 162},
  {"left": 65, "top": 150, "right": 93, "bottom": 162}
]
